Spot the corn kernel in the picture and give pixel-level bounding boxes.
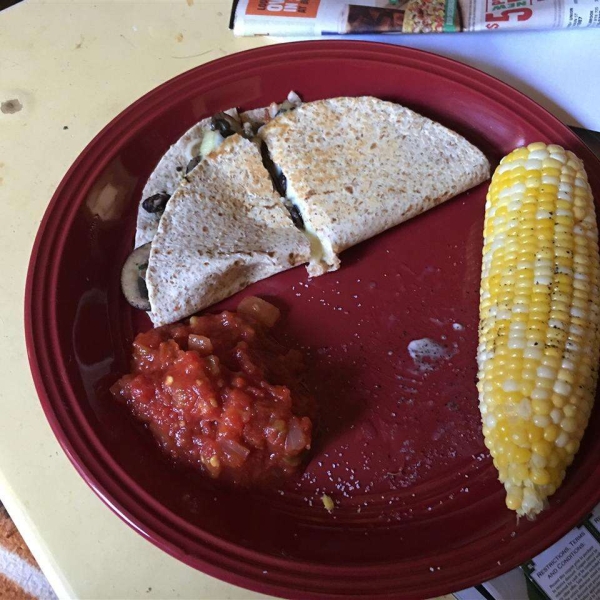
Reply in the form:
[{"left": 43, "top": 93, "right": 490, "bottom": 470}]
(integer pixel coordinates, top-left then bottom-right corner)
[
  {"left": 531, "top": 468, "right": 551, "bottom": 486},
  {"left": 532, "top": 440, "right": 553, "bottom": 457},
  {"left": 506, "top": 489, "right": 523, "bottom": 511},
  {"left": 544, "top": 424, "right": 560, "bottom": 442}
]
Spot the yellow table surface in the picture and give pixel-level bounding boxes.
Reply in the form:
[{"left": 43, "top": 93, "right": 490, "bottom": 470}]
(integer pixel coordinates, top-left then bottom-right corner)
[
  {"left": 0, "top": 1, "right": 584, "bottom": 598},
  {"left": 0, "top": 1, "right": 273, "bottom": 598}
]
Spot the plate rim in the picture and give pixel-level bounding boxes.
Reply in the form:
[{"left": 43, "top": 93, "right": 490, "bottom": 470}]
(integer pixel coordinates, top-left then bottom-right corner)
[{"left": 25, "top": 40, "right": 600, "bottom": 599}]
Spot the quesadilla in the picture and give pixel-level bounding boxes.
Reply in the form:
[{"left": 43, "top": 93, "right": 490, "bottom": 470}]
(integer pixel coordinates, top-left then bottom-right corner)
[
  {"left": 145, "top": 134, "right": 310, "bottom": 326},
  {"left": 135, "top": 93, "right": 302, "bottom": 247},
  {"left": 259, "top": 96, "right": 491, "bottom": 276},
  {"left": 123, "top": 94, "right": 490, "bottom": 326}
]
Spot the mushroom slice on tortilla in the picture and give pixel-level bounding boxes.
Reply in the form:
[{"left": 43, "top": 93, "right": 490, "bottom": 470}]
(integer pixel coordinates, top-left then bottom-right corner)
[{"left": 121, "top": 242, "right": 151, "bottom": 311}]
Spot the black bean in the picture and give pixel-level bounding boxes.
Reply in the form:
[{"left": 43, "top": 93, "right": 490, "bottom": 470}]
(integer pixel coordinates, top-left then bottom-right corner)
[
  {"left": 210, "top": 112, "right": 242, "bottom": 138},
  {"left": 260, "top": 142, "right": 287, "bottom": 197},
  {"left": 185, "top": 155, "right": 202, "bottom": 175},
  {"left": 288, "top": 204, "right": 305, "bottom": 229},
  {"left": 142, "top": 192, "right": 170, "bottom": 214},
  {"left": 275, "top": 171, "right": 287, "bottom": 197}
]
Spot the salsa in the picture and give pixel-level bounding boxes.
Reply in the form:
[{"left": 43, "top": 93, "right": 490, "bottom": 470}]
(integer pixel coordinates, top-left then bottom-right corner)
[{"left": 111, "top": 297, "right": 313, "bottom": 485}]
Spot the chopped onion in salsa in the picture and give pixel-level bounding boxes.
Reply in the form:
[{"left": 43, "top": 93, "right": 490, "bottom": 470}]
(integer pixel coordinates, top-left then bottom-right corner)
[{"left": 111, "top": 297, "right": 313, "bottom": 485}]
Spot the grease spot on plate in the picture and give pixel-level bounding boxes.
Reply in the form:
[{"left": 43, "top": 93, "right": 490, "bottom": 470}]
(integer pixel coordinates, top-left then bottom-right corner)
[{"left": 407, "top": 338, "right": 457, "bottom": 372}]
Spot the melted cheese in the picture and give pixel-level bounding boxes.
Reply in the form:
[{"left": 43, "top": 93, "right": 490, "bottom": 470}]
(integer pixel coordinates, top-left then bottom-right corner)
[{"left": 285, "top": 178, "right": 335, "bottom": 273}]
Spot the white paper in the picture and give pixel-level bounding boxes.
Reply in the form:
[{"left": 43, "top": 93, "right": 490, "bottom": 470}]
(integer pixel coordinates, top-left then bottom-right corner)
[
  {"left": 528, "top": 526, "right": 600, "bottom": 600},
  {"left": 330, "top": 28, "right": 600, "bottom": 131},
  {"left": 454, "top": 587, "right": 489, "bottom": 600}
]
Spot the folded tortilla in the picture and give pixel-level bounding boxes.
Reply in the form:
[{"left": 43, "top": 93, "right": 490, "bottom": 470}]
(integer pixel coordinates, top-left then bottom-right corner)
[
  {"left": 259, "top": 96, "right": 491, "bottom": 276},
  {"left": 145, "top": 135, "right": 310, "bottom": 326},
  {"left": 135, "top": 108, "right": 270, "bottom": 248}
]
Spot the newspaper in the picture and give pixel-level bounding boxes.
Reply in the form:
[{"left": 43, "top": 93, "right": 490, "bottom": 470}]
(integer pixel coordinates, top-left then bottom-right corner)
[
  {"left": 231, "top": 0, "right": 600, "bottom": 35},
  {"left": 462, "top": 0, "right": 600, "bottom": 31},
  {"left": 455, "top": 502, "right": 600, "bottom": 600}
]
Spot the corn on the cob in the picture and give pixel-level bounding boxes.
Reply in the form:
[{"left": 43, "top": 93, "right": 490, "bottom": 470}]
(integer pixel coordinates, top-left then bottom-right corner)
[{"left": 478, "top": 142, "right": 600, "bottom": 518}]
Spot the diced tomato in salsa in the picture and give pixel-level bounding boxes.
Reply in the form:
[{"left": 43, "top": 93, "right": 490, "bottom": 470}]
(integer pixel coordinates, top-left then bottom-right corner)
[{"left": 110, "top": 300, "right": 313, "bottom": 485}]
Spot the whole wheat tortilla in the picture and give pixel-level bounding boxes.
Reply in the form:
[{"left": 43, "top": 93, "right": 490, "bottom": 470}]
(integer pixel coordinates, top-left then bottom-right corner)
[
  {"left": 146, "top": 135, "right": 310, "bottom": 326},
  {"left": 135, "top": 108, "right": 271, "bottom": 248},
  {"left": 136, "top": 115, "right": 214, "bottom": 248},
  {"left": 259, "top": 96, "right": 491, "bottom": 276}
]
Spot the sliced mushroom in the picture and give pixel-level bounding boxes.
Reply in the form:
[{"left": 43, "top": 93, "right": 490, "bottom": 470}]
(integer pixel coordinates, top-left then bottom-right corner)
[
  {"left": 142, "top": 192, "right": 170, "bottom": 214},
  {"left": 269, "top": 92, "right": 303, "bottom": 119},
  {"left": 242, "top": 121, "right": 255, "bottom": 139},
  {"left": 121, "top": 242, "right": 151, "bottom": 311},
  {"left": 277, "top": 100, "right": 297, "bottom": 115}
]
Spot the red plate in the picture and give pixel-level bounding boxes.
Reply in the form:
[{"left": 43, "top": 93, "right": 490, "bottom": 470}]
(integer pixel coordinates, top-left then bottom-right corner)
[{"left": 25, "top": 41, "right": 600, "bottom": 599}]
